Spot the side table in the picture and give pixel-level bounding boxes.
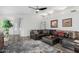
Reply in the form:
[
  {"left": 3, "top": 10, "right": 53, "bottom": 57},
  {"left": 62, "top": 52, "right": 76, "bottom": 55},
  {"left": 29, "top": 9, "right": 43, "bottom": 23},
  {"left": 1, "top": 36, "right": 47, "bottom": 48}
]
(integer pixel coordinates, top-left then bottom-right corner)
[{"left": 0, "top": 36, "right": 4, "bottom": 49}]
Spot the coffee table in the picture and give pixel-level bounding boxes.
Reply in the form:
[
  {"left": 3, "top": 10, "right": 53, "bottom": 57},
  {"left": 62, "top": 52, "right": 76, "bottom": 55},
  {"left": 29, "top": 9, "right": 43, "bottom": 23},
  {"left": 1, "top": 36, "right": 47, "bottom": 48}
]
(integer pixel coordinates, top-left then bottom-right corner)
[{"left": 42, "top": 36, "right": 60, "bottom": 45}]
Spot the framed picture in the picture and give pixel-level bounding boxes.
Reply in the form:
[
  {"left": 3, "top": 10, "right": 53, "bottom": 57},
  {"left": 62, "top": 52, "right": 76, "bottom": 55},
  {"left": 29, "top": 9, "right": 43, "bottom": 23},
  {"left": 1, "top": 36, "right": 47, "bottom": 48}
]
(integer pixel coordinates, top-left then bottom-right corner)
[
  {"left": 62, "top": 18, "right": 72, "bottom": 27},
  {"left": 51, "top": 20, "right": 58, "bottom": 28}
]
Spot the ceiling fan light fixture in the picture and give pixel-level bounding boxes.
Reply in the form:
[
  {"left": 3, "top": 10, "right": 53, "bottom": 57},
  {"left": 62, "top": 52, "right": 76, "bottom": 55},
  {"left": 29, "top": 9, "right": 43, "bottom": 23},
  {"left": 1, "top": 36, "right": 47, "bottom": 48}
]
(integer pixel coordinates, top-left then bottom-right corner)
[
  {"left": 28, "top": 6, "right": 47, "bottom": 13},
  {"left": 35, "top": 10, "right": 39, "bottom": 13},
  {"left": 36, "top": 9, "right": 39, "bottom": 12}
]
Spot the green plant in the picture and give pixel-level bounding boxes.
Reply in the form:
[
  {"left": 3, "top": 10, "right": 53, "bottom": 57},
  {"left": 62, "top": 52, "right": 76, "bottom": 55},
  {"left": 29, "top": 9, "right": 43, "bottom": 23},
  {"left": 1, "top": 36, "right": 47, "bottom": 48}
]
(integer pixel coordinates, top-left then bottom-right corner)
[{"left": 1, "top": 19, "right": 13, "bottom": 37}]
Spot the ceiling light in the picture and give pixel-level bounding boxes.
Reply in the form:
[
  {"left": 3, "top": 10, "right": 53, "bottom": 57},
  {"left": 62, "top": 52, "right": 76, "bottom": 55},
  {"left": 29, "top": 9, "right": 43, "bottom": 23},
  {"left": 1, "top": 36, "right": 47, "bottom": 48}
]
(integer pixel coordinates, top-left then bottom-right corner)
[
  {"left": 35, "top": 10, "right": 40, "bottom": 13},
  {"left": 36, "top": 10, "right": 39, "bottom": 12}
]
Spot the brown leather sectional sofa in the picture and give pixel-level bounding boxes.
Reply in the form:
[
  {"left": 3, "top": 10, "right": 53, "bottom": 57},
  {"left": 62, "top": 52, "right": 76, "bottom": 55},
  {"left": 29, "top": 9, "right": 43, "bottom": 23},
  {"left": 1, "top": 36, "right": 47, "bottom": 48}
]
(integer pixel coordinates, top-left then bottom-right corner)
[
  {"left": 30, "top": 29, "right": 56, "bottom": 40},
  {"left": 30, "top": 29, "right": 79, "bottom": 52}
]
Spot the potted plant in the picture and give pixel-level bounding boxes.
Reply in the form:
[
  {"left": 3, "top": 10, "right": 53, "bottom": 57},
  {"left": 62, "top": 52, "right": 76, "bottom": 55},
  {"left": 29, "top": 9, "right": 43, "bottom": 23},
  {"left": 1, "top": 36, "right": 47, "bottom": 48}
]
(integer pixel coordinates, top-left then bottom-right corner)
[{"left": 1, "top": 19, "right": 13, "bottom": 41}]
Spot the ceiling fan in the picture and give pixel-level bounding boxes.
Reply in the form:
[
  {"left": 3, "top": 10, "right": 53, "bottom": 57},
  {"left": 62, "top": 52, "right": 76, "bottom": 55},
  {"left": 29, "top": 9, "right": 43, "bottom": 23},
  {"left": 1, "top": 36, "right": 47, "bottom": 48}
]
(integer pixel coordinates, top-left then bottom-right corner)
[{"left": 28, "top": 6, "right": 47, "bottom": 13}]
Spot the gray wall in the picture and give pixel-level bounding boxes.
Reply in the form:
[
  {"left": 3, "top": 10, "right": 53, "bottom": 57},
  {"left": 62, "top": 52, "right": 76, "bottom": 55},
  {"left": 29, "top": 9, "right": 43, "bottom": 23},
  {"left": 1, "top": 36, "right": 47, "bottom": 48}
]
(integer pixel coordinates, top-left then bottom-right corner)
[
  {"left": 0, "top": 14, "right": 42, "bottom": 37},
  {"left": 45, "top": 8, "right": 79, "bottom": 31}
]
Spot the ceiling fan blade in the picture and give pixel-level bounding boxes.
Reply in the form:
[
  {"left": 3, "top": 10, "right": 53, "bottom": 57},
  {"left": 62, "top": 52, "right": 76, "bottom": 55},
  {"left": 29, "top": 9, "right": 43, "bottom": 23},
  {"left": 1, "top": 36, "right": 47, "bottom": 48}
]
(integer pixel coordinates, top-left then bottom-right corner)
[
  {"left": 28, "top": 6, "right": 37, "bottom": 10},
  {"left": 28, "top": 6, "right": 47, "bottom": 14},
  {"left": 39, "top": 7, "right": 47, "bottom": 10}
]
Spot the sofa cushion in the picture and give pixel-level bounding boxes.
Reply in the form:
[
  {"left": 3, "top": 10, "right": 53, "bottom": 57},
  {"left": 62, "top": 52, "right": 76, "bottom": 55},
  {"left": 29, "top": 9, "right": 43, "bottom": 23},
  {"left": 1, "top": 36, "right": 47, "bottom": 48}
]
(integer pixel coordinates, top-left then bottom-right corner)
[
  {"left": 75, "top": 32, "right": 79, "bottom": 39},
  {"left": 33, "top": 30, "right": 39, "bottom": 34},
  {"left": 57, "top": 31, "right": 64, "bottom": 37}
]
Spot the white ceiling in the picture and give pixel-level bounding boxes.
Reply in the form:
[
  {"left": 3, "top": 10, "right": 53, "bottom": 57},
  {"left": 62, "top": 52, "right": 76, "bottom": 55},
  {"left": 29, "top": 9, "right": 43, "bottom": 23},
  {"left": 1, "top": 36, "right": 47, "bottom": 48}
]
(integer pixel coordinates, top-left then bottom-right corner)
[
  {"left": 0, "top": 6, "right": 79, "bottom": 16},
  {"left": 0, "top": 6, "right": 34, "bottom": 15}
]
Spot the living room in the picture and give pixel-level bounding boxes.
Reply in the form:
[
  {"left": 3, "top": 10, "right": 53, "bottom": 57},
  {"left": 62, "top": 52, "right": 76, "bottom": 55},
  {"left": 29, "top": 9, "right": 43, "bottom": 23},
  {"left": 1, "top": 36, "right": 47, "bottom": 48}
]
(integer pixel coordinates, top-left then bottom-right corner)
[{"left": 0, "top": 6, "right": 79, "bottom": 53}]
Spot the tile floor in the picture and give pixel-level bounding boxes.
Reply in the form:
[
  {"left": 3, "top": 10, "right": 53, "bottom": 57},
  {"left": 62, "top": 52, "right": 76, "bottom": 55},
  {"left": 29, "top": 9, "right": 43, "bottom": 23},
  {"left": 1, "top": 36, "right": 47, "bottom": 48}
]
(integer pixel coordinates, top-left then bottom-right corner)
[
  {"left": 53, "top": 44, "right": 74, "bottom": 53},
  {"left": 0, "top": 37, "right": 75, "bottom": 53},
  {"left": 3, "top": 39, "right": 58, "bottom": 53}
]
